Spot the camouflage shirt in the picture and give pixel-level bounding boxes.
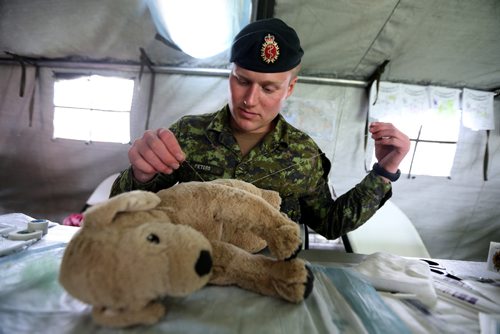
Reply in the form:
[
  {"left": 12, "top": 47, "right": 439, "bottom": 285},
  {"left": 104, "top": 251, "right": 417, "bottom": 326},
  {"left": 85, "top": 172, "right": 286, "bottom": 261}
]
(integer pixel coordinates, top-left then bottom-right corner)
[{"left": 111, "top": 105, "right": 392, "bottom": 239}]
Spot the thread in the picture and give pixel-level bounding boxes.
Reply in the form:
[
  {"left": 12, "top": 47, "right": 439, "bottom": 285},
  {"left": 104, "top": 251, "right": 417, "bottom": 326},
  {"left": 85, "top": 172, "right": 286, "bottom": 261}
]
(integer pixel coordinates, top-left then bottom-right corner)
[{"left": 183, "top": 152, "right": 325, "bottom": 184}]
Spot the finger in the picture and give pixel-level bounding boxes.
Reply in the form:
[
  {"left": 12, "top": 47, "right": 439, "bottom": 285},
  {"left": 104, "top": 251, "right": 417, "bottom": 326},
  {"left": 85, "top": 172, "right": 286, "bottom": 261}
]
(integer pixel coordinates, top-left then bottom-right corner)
[
  {"left": 143, "top": 131, "right": 180, "bottom": 169},
  {"left": 157, "top": 128, "right": 186, "bottom": 162},
  {"left": 139, "top": 144, "right": 179, "bottom": 173},
  {"left": 374, "top": 136, "right": 410, "bottom": 155},
  {"left": 129, "top": 131, "right": 179, "bottom": 174},
  {"left": 370, "top": 122, "right": 395, "bottom": 136},
  {"left": 371, "top": 124, "right": 409, "bottom": 143},
  {"left": 128, "top": 141, "right": 171, "bottom": 175},
  {"left": 373, "top": 134, "right": 405, "bottom": 146}
]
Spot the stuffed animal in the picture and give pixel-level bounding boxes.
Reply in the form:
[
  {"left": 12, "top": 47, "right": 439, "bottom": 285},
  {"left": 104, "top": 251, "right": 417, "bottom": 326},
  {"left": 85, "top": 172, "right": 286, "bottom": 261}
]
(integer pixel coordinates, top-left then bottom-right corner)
[{"left": 59, "top": 179, "right": 314, "bottom": 328}]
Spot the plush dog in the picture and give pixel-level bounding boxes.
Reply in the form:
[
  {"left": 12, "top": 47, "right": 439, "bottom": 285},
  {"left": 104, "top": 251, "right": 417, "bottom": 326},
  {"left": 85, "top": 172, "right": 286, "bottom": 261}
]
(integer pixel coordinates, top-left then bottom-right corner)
[{"left": 59, "top": 179, "right": 314, "bottom": 328}]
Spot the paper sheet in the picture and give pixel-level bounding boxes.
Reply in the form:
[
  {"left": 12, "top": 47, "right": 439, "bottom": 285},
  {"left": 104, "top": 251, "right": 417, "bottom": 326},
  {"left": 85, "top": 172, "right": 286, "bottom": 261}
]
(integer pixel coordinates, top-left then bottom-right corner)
[{"left": 462, "top": 88, "right": 495, "bottom": 131}]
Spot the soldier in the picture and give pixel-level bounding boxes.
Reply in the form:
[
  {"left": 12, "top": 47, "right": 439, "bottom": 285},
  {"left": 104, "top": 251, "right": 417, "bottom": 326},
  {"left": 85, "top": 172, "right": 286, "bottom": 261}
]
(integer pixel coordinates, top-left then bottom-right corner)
[{"left": 111, "top": 18, "right": 410, "bottom": 240}]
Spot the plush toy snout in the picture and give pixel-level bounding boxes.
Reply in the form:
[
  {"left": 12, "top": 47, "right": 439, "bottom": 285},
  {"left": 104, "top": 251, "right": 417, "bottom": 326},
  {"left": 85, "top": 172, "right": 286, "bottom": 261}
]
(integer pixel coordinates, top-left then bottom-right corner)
[
  {"left": 134, "top": 222, "right": 214, "bottom": 297},
  {"left": 195, "top": 249, "right": 212, "bottom": 277}
]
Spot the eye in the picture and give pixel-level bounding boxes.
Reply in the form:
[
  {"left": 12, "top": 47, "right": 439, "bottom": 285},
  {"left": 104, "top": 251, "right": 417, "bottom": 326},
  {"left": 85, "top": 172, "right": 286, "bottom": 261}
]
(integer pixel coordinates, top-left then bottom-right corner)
[
  {"left": 146, "top": 233, "right": 160, "bottom": 244},
  {"left": 235, "top": 76, "right": 249, "bottom": 86},
  {"left": 262, "top": 85, "right": 278, "bottom": 94}
]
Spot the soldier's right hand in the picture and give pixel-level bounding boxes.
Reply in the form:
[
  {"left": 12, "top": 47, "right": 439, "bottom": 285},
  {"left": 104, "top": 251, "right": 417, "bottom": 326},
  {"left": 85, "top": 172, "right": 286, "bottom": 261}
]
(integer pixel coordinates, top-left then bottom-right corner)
[{"left": 128, "top": 128, "right": 186, "bottom": 183}]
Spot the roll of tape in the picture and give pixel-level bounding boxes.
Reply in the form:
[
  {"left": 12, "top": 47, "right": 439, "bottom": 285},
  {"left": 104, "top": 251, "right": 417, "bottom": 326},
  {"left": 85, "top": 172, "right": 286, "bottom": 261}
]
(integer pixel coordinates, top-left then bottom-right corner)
[
  {"left": 7, "top": 229, "right": 43, "bottom": 241},
  {"left": 28, "top": 219, "right": 49, "bottom": 235},
  {"left": 487, "top": 241, "right": 500, "bottom": 273}
]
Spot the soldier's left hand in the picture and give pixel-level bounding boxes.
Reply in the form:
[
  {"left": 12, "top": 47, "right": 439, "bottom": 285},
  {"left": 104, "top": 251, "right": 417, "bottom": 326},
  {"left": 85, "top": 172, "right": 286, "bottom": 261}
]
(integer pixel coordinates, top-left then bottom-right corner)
[{"left": 369, "top": 122, "right": 410, "bottom": 173}]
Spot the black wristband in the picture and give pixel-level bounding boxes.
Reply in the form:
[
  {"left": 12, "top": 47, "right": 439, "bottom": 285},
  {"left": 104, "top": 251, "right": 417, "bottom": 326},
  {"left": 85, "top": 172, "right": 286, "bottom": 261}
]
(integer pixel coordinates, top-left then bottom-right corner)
[{"left": 372, "top": 163, "right": 401, "bottom": 182}]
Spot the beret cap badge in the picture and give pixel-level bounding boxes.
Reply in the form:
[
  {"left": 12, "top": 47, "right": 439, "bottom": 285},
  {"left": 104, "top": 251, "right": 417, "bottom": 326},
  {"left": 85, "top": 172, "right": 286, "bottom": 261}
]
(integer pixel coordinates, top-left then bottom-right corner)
[
  {"left": 261, "top": 34, "right": 280, "bottom": 64},
  {"left": 230, "top": 18, "right": 303, "bottom": 73}
]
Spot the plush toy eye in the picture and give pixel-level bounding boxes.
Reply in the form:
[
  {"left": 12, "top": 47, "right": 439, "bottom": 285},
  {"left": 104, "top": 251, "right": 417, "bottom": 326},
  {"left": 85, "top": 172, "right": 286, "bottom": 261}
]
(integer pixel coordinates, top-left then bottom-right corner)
[{"left": 146, "top": 233, "right": 160, "bottom": 244}]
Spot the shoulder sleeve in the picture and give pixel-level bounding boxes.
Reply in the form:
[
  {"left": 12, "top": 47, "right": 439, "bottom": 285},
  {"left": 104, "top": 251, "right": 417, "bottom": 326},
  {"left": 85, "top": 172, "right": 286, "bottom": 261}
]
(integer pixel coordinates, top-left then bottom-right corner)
[
  {"left": 297, "top": 153, "right": 334, "bottom": 234},
  {"left": 109, "top": 166, "right": 178, "bottom": 197},
  {"left": 323, "top": 171, "right": 392, "bottom": 239}
]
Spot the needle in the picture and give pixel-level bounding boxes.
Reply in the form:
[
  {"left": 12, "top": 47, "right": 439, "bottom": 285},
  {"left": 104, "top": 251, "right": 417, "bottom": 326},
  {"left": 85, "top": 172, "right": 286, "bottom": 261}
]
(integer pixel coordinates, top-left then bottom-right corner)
[{"left": 183, "top": 160, "right": 206, "bottom": 181}]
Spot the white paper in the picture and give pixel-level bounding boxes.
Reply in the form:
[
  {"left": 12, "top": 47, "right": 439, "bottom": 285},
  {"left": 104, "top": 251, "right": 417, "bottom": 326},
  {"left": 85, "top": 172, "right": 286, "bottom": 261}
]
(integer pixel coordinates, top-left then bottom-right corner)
[
  {"left": 462, "top": 88, "right": 495, "bottom": 131},
  {"left": 400, "top": 84, "right": 429, "bottom": 116},
  {"left": 428, "top": 86, "right": 461, "bottom": 115},
  {"left": 369, "top": 82, "right": 401, "bottom": 121}
]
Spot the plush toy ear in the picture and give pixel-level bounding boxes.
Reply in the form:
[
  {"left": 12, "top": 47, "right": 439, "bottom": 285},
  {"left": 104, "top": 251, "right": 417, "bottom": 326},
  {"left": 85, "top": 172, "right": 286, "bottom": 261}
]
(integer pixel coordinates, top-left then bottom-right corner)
[{"left": 83, "top": 190, "right": 161, "bottom": 227}]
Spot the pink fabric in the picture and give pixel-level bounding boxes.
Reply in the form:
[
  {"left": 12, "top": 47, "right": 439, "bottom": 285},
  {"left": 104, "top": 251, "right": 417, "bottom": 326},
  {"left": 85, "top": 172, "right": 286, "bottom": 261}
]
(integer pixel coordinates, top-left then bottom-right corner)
[{"left": 62, "top": 213, "right": 84, "bottom": 227}]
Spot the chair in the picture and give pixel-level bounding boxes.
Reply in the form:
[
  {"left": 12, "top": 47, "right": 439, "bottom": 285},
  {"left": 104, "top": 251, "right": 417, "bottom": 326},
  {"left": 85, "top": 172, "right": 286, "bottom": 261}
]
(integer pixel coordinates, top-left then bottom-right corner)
[
  {"left": 342, "top": 200, "right": 430, "bottom": 258},
  {"left": 81, "top": 173, "right": 120, "bottom": 211}
]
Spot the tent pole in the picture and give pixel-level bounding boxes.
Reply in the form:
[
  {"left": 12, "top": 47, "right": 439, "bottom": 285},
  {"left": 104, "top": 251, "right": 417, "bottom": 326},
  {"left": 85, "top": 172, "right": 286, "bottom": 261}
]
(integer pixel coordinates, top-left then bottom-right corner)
[{"left": 0, "top": 58, "right": 368, "bottom": 88}]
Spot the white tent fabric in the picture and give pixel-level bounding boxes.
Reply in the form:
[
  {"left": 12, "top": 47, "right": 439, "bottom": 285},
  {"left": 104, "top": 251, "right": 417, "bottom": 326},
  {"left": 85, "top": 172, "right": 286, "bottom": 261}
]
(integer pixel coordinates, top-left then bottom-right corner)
[{"left": 0, "top": 0, "right": 499, "bottom": 261}]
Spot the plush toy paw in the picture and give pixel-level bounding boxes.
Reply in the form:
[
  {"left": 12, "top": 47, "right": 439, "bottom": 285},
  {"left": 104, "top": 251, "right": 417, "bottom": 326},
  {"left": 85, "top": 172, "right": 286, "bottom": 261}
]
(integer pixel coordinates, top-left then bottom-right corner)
[
  {"left": 209, "top": 240, "right": 314, "bottom": 304},
  {"left": 92, "top": 302, "right": 166, "bottom": 328},
  {"left": 270, "top": 259, "right": 314, "bottom": 303},
  {"left": 266, "top": 223, "right": 302, "bottom": 260}
]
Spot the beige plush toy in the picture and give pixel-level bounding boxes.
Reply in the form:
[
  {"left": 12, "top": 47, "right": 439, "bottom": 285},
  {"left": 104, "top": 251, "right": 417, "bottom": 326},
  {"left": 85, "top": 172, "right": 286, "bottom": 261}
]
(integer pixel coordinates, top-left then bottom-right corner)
[{"left": 59, "top": 179, "right": 314, "bottom": 328}]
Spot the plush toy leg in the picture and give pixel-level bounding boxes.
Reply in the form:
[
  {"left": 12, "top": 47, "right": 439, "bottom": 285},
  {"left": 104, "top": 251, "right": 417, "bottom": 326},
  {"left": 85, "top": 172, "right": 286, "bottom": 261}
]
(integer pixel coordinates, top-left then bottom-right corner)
[
  {"left": 208, "top": 179, "right": 282, "bottom": 209},
  {"left": 210, "top": 189, "right": 302, "bottom": 260},
  {"left": 92, "top": 302, "right": 166, "bottom": 328},
  {"left": 210, "top": 180, "right": 281, "bottom": 253},
  {"left": 223, "top": 231, "right": 267, "bottom": 254},
  {"left": 222, "top": 206, "right": 302, "bottom": 261},
  {"left": 209, "top": 241, "right": 314, "bottom": 303},
  {"left": 160, "top": 182, "right": 301, "bottom": 259}
]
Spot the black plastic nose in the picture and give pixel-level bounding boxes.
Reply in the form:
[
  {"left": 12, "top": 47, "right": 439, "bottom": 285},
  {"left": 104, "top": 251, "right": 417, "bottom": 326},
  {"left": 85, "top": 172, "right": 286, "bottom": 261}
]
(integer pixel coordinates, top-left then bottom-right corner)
[{"left": 195, "top": 250, "right": 212, "bottom": 277}]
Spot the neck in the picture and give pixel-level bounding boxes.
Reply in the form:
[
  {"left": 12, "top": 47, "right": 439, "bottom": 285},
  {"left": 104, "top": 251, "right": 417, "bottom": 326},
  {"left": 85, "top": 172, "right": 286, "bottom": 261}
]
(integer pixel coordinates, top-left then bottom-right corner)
[{"left": 233, "top": 131, "right": 268, "bottom": 157}]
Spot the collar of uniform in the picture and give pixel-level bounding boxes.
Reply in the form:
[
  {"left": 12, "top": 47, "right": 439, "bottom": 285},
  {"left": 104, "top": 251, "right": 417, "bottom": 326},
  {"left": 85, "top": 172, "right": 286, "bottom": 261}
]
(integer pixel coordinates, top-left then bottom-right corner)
[
  {"left": 206, "top": 104, "right": 290, "bottom": 152},
  {"left": 207, "top": 105, "right": 232, "bottom": 134},
  {"left": 261, "top": 113, "right": 290, "bottom": 152},
  {"left": 206, "top": 105, "right": 239, "bottom": 151}
]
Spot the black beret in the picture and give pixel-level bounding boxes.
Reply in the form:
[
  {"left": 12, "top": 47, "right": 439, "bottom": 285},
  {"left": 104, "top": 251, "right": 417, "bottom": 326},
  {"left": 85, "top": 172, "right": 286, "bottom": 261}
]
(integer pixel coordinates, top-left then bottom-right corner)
[{"left": 230, "top": 18, "right": 304, "bottom": 73}]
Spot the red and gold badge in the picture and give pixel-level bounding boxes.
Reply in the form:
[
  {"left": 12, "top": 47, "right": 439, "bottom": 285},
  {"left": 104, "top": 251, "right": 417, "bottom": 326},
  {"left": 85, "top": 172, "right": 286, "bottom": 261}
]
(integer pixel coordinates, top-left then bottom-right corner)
[{"left": 261, "top": 34, "right": 280, "bottom": 64}]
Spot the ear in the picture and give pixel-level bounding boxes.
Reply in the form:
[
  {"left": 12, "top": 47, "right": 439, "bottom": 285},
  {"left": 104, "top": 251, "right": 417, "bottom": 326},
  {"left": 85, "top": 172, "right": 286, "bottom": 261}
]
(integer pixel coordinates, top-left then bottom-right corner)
[
  {"left": 285, "top": 76, "right": 298, "bottom": 98},
  {"left": 83, "top": 190, "right": 161, "bottom": 227}
]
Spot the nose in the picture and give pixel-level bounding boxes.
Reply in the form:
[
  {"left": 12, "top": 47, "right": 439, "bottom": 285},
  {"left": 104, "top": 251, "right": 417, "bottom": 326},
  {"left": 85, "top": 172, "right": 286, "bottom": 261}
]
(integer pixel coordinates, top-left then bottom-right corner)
[
  {"left": 243, "top": 84, "right": 259, "bottom": 106},
  {"left": 195, "top": 250, "right": 212, "bottom": 276}
]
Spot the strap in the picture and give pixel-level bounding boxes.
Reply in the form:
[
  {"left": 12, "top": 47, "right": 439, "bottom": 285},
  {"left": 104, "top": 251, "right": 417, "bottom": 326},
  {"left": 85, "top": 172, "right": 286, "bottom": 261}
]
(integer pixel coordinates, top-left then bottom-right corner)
[
  {"left": 363, "top": 110, "right": 369, "bottom": 172},
  {"left": 483, "top": 130, "right": 490, "bottom": 181},
  {"left": 365, "top": 60, "right": 390, "bottom": 172},
  {"left": 369, "top": 59, "right": 390, "bottom": 106},
  {"left": 5, "top": 52, "right": 39, "bottom": 126},
  {"left": 28, "top": 65, "right": 40, "bottom": 127},
  {"left": 139, "top": 48, "right": 156, "bottom": 130}
]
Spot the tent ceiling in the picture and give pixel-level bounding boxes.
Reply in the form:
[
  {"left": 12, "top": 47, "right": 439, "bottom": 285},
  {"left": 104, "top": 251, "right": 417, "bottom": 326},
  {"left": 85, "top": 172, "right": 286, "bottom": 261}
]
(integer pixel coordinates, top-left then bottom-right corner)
[
  {"left": 1, "top": 0, "right": 499, "bottom": 90},
  {"left": 281, "top": 0, "right": 500, "bottom": 90}
]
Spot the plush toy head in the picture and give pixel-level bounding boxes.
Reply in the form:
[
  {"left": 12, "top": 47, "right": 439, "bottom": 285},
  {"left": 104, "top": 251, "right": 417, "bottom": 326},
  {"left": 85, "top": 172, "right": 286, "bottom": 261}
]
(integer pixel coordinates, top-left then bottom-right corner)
[
  {"left": 60, "top": 180, "right": 313, "bottom": 328},
  {"left": 59, "top": 191, "right": 213, "bottom": 327}
]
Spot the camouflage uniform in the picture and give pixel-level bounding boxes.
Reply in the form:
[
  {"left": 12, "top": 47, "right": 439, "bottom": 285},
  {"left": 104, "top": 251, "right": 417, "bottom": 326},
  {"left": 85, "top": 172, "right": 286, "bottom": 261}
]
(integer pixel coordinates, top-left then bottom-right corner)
[{"left": 111, "top": 105, "right": 392, "bottom": 239}]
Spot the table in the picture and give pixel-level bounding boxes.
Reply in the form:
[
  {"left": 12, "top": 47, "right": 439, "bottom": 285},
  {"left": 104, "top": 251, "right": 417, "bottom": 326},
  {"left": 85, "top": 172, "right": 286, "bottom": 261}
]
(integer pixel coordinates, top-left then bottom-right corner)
[{"left": 300, "top": 248, "right": 500, "bottom": 281}]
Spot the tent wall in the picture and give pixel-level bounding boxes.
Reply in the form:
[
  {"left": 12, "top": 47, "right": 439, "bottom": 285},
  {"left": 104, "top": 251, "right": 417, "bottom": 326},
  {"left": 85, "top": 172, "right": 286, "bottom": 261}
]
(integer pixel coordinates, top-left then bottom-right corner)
[
  {"left": 1, "top": 62, "right": 498, "bottom": 261},
  {"left": 1, "top": 0, "right": 499, "bottom": 261},
  {"left": 0, "top": 65, "right": 130, "bottom": 218}
]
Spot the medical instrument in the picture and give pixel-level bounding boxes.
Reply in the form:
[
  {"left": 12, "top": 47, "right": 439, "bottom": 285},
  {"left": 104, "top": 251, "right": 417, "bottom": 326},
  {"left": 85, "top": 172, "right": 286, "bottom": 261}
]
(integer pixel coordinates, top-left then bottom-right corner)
[{"left": 420, "top": 259, "right": 500, "bottom": 313}]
